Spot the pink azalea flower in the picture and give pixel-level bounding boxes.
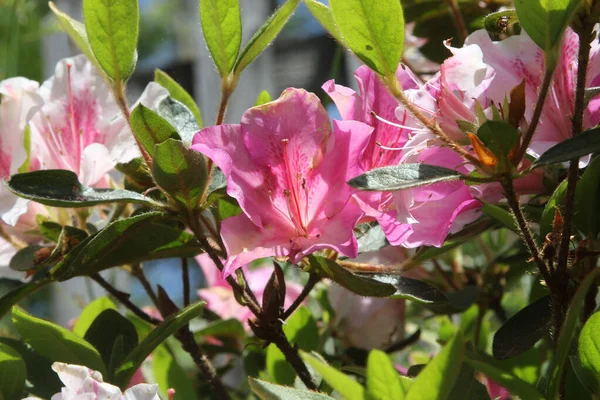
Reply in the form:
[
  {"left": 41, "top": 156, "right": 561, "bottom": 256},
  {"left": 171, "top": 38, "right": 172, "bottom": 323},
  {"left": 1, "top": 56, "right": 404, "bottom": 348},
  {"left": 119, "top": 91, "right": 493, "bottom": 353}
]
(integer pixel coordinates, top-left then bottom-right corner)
[
  {"left": 45, "top": 362, "right": 160, "bottom": 400},
  {"left": 29, "top": 55, "right": 168, "bottom": 186},
  {"left": 192, "top": 88, "right": 372, "bottom": 274},
  {"left": 196, "top": 254, "right": 303, "bottom": 330},
  {"left": 0, "top": 77, "right": 43, "bottom": 225}
]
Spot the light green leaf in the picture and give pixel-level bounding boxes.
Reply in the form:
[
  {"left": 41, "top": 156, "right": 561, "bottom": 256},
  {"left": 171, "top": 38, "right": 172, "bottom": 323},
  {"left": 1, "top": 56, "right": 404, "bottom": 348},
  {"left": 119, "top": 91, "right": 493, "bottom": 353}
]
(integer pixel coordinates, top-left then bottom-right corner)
[
  {"left": 130, "top": 104, "right": 179, "bottom": 156},
  {"left": 83, "top": 0, "right": 139, "bottom": 81},
  {"left": 73, "top": 296, "right": 118, "bottom": 337},
  {"left": 304, "top": 0, "right": 347, "bottom": 47},
  {"left": 578, "top": 311, "right": 600, "bottom": 393},
  {"left": 233, "top": 0, "right": 300, "bottom": 74},
  {"left": 255, "top": 90, "right": 272, "bottom": 106},
  {"left": 249, "top": 377, "right": 334, "bottom": 399},
  {"left": 113, "top": 301, "right": 205, "bottom": 389},
  {"left": 481, "top": 202, "right": 518, "bottom": 232},
  {"left": 154, "top": 69, "right": 203, "bottom": 127},
  {"left": 477, "top": 120, "right": 519, "bottom": 160},
  {"left": 367, "top": 349, "right": 404, "bottom": 400},
  {"left": 329, "top": 0, "right": 404, "bottom": 77},
  {"left": 284, "top": 306, "right": 319, "bottom": 351},
  {"left": 12, "top": 307, "right": 106, "bottom": 375},
  {"left": 153, "top": 345, "right": 197, "bottom": 400},
  {"left": 301, "top": 351, "right": 365, "bottom": 400},
  {"left": 541, "top": 179, "right": 568, "bottom": 240},
  {"left": 0, "top": 343, "right": 26, "bottom": 400},
  {"left": 405, "top": 331, "right": 464, "bottom": 400},
  {"left": 266, "top": 345, "right": 295, "bottom": 386},
  {"left": 199, "top": 0, "right": 242, "bottom": 77}
]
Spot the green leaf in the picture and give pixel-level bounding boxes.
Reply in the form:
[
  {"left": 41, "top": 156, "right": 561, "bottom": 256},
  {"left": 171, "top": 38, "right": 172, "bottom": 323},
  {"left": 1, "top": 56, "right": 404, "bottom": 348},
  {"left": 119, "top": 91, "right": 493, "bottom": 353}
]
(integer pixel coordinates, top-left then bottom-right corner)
[
  {"left": 154, "top": 69, "right": 203, "bottom": 127},
  {"left": 355, "top": 274, "right": 448, "bottom": 304},
  {"left": 483, "top": 9, "right": 519, "bottom": 35},
  {"left": 348, "top": 164, "right": 462, "bottom": 191},
  {"left": 152, "top": 139, "right": 208, "bottom": 210},
  {"left": 513, "top": 0, "right": 580, "bottom": 65},
  {"left": 492, "top": 295, "right": 551, "bottom": 360},
  {"left": 548, "top": 268, "right": 600, "bottom": 399},
  {"left": 308, "top": 256, "right": 396, "bottom": 297},
  {"left": 481, "top": 202, "right": 518, "bottom": 232},
  {"left": 249, "top": 377, "right": 334, "bottom": 399},
  {"left": 304, "top": 0, "right": 347, "bottom": 47},
  {"left": 6, "top": 169, "right": 157, "bottom": 208},
  {"left": 73, "top": 297, "right": 118, "bottom": 337},
  {"left": 405, "top": 331, "right": 465, "bottom": 400},
  {"left": 541, "top": 179, "right": 568, "bottom": 240},
  {"left": 9, "top": 245, "right": 46, "bottom": 271},
  {"left": 113, "top": 301, "right": 205, "bottom": 389},
  {"left": 48, "top": 2, "right": 102, "bottom": 73},
  {"left": 477, "top": 120, "right": 519, "bottom": 160},
  {"left": 534, "top": 127, "right": 600, "bottom": 168},
  {"left": 84, "top": 309, "right": 138, "bottom": 377},
  {"left": 329, "top": 0, "right": 404, "bottom": 77},
  {"left": 578, "top": 311, "right": 600, "bottom": 393},
  {"left": 12, "top": 307, "right": 106, "bottom": 375},
  {"left": 156, "top": 97, "right": 201, "bottom": 145},
  {"left": 465, "top": 355, "right": 544, "bottom": 400},
  {"left": 0, "top": 338, "right": 63, "bottom": 399},
  {"left": 153, "top": 345, "right": 197, "bottom": 400},
  {"left": 0, "top": 279, "right": 52, "bottom": 319},
  {"left": 199, "top": 0, "right": 242, "bottom": 77},
  {"left": 574, "top": 156, "right": 600, "bottom": 237},
  {"left": 266, "top": 345, "right": 295, "bottom": 386},
  {"left": 193, "top": 318, "right": 245, "bottom": 339},
  {"left": 233, "top": 0, "right": 300, "bottom": 74},
  {"left": 130, "top": 104, "right": 179, "bottom": 156},
  {"left": 302, "top": 352, "right": 365, "bottom": 400},
  {"left": 254, "top": 90, "right": 272, "bottom": 106},
  {"left": 0, "top": 342, "right": 26, "bottom": 400},
  {"left": 83, "top": 0, "right": 139, "bottom": 81},
  {"left": 52, "top": 212, "right": 202, "bottom": 281},
  {"left": 284, "top": 306, "right": 319, "bottom": 351},
  {"left": 447, "top": 363, "right": 490, "bottom": 400},
  {"left": 367, "top": 349, "right": 404, "bottom": 400}
]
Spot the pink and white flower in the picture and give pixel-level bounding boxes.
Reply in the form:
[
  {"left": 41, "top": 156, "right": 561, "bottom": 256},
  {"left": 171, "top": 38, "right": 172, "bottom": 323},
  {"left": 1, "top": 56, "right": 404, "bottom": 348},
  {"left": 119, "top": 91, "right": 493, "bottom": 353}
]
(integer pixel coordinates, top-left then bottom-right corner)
[{"left": 192, "top": 88, "right": 372, "bottom": 274}]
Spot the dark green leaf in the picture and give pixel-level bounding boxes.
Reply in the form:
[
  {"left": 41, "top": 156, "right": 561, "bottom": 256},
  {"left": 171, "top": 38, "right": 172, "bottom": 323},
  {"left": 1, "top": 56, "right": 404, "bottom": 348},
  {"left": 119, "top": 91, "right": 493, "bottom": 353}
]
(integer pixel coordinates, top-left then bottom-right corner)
[
  {"left": 405, "top": 331, "right": 464, "bottom": 400},
  {"left": 481, "top": 202, "right": 518, "bottom": 232},
  {"left": 52, "top": 212, "right": 202, "bottom": 280},
  {"left": 153, "top": 345, "right": 197, "bottom": 400},
  {"left": 330, "top": 0, "right": 404, "bottom": 77},
  {"left": 9, "top": 245, "right": 46, "bottom": 271},
  {"left": 6, "top": 170, "right": 157, "bottom": 208},
  {"left": 302, "top": 351, "right": 365, "bottom": 400},
  {"left": 477, "top": 120, "right": 519, "bottom": 159},
  {"left": 578, "top": 311, "right": 600, "bottom": 393},
  {"left": 199, "top": 0, "right": 242, "bottom": 77},
  {"left": 254, "top": 90, "right": 272, "bottom": 106},
  {"left": 356, "top": 274, "right": 448, "bottom": 304},
  {"left": 73, "top": 296, "right": 118, "bottom": 337},
  {"left": 113, "top": 300, "right": 205, "bottom": 389},
  {"left": 367, "top": 349, "right": 404, "bottom": 400},
  {"left": 304, "top": 0, "right": 346, "bottom": 46},
  {"left": 514, "top": 0, "right": 580, "bottom": 65},
  {"left": 447, "top": 363, "right": 490, "bottom": 400},
  {"left": 574, "top": 156, "right": 600, "bottom": 237},
  {"left": 156, "top": 97, "right": 201, "bottom": 145},
  {"left": 0, "top": 338, "right": 62, "bottom": 399},
  {"left": 493, "top": 295, "right": 551, "bottom": 360},
  {"left": 348, "top": 164, "right": 462, "bottom": 191},
  {"left": 541, "top": 179, "right": 567, "bottom": 240},
  {"left": 534, "top": 127, "right": 600, "bottom": 167},
  {"left": 193, "top": 318, "right": 245, "bottom": 339},
  {"left": 483, "top": 9, "right": 519, "bottom": 35},
  {"left": 154, "top": 69, "right": 203, "bottom": 127},
  {"left": 547, "top": 269, "right": 600, "bottom": 399},
  {"left": 84, "top": 309, "right": 138, "bottom": 377},
  {"left": 38, "top": 219, "right": 62, "bottom": 242},
  {"left": 233, "top": 0, "right": 300, "bottom": 74},
  {"left": 0, "top": 342, "right": 26, "bottom": 400},
  {"left": 116, "top": 158, "right": 154, "bottom": 192},
  {"left": 152, "top": 139, "right": 208, "bottom": 209},
  {"left": 0, "top": 279, "right": 52, "bottom": 318},
  {"left": 308, "top": 256, "right": 396, "bottom": 297},
  {"left": 130, "top": 103, "right": 179, "bottom": 156},
  {"left": 83, "top": 0, "right": 139, "bottom": 81},
  {"left": 12, "top": 307, "right": 106, "bottom": 375},
  {"left": 249, "top": 377, "right": 334, "bottom": 399}
]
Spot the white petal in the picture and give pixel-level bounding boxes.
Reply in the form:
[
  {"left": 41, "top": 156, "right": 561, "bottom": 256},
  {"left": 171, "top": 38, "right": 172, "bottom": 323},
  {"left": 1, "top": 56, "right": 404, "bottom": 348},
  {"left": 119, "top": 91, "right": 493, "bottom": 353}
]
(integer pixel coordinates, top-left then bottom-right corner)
[
  {"left": 123, "top": 384, "right": 161, "bottom": 400},
  {"left": 79, "top": 143, "right": 116, "bottom": 187}
]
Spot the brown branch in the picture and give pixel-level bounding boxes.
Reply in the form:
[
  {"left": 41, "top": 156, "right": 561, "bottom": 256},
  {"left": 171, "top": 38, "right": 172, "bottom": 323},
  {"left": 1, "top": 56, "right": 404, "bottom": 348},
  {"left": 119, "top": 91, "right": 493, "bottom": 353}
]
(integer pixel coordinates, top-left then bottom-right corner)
[
  {"left": 283, "top": 273, "right": 320, "bottom": 320},
  {"left": 181, "top": 257, "right": 191, "bottom": 307},
  {"left": 447, "top": 0, "right": 468, "bottom": 42}
]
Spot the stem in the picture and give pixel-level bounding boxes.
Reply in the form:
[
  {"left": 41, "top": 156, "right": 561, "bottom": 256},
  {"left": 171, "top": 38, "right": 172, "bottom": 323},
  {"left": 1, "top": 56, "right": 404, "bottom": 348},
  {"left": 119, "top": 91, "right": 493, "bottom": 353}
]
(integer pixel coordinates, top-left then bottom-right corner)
[
  {"left": 514, "top": 66, "right": 555, "bottom": 162},
  {"left": 501, "top": 178, "right": 551, "bottom": 282},
  {"left": 215, "top": 77, "right": 234, "bottom": 126},
  {"left": 131, "top": 264, "right": 159, "bottom": 307},
  {"left": 446, "top": 0, "right": 468, "bottom": 42},
  {"left": 283, "top": 273, "right": 320, "bottom": 320},
  {"left": 181, "top": 257, "right": 190, "bottom": 307},
  {"left": 92, "top": 273, "right": 161, "bottom": 325}
]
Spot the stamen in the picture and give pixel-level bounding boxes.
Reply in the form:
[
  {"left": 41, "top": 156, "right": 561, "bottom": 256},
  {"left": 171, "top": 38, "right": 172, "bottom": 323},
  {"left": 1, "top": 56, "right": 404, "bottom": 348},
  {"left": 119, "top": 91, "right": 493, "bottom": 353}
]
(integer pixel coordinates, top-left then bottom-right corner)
[
  {"left": 371, "top": 111, "right": 427, "bottom": 131},
  {"left": 66, "top": 63, "right": 81, "bottom": 172},
  {"left": 281, "top": 139, "right": 308, "bottom": 236}
]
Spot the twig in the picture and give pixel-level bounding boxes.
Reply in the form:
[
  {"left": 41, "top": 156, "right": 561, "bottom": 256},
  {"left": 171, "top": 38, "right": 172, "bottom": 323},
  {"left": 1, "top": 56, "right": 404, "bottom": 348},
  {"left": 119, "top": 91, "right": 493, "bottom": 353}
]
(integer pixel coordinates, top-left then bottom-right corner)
[
  {"left": 131, "top": 264, "right": 159, "bottom": 307},
  {"left": 446, "top": 0, "right": 468, "bottom": 42},
  {"left": 283, "top": 273, "right": 320, "bottom": 320},
  {"left": 91, "top": 273, "right": 161, "bottom": 325},
  {"left": 432, "top": 258, "right": 459, "bottom": 291},
  {"left": 181, "top": 257, "right": 190, "bottom": 307}
]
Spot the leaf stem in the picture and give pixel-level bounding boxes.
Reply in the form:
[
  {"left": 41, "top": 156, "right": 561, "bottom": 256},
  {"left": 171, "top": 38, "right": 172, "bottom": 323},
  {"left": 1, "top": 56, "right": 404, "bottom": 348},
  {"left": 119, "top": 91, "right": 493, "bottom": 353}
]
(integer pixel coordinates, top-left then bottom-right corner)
[{"left": 282, "top": 273, "right": 320, "bottom": 320}]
